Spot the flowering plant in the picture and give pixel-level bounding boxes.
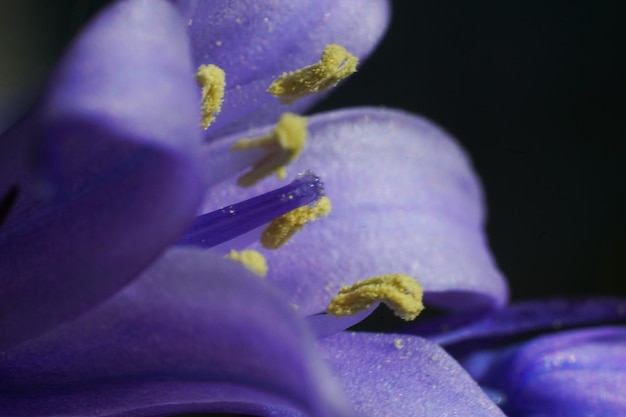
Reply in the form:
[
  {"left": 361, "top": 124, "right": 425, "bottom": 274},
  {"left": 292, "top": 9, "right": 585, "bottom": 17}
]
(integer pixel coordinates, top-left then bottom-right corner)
[{"left": 1, "top": 1, "right": 623, "bottom": 416}]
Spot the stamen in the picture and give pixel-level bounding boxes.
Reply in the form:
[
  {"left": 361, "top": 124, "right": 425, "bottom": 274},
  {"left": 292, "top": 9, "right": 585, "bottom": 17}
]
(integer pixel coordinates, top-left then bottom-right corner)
[
  {"left": 231, "top": 113, "right": 308, "bottom": 187},
  {"left": 178, "top": 171, "right": 324, "bottom": 248},
  {"left": 327, "top": 274, "right": 425, "bottom": 321},
  {"left": 225, "top": 249, "right": 268, "bottom": 277},
  {"left": 267, "top": 44, "right": 358, "bottom": 104},
  {"left": 261, "top": 196, "right": 331, "bottom": 249},
  {"left": 196, "top": 64, "right": 226, "bottom": 129}
]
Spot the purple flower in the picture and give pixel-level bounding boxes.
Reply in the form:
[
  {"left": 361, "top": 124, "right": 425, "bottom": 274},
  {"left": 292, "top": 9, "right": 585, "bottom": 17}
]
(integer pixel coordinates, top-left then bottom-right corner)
[
  {"left": 408, "top": 298, "right": 626, "bottom": 416},
  {"left": 201, "top": 108, "right": 508, "bottom": 318},
  {"left": 0, "top": 0, "right": 205, "bottom": 348},
  {"left": 0, "top": 0, "right": 510, "bottom": 416}
]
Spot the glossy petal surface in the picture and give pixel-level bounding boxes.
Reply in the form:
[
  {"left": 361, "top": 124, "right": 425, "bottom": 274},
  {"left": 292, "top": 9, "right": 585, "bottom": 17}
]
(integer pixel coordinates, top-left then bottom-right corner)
[
  {"left": 202, "top": 108, "right": 507, "bottom": 315},
  {"left": 173, "top": 0, "right": 390, "bottom": 139},
  {"left": 319, "top": 332, "right": 506, "bottom": 417},
  {"left": 0, "top": 249, "right": 351, "bottom": 417},
  {"left": 0, "top": 0, "right": 203, "bottom": 348}
]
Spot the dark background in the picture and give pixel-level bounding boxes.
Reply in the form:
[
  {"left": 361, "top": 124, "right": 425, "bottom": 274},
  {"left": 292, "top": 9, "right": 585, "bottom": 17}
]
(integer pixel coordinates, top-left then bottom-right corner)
[
  {"left": 317, "top": 0, "right": 626, "bottom": 301},
  {"left": 6, "top": 1, "right": 626, "bottom": 301}
]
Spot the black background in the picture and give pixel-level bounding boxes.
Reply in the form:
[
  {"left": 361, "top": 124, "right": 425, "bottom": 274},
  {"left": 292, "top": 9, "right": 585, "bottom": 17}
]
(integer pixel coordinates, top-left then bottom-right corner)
[
  {"left": 317, "top": 0, "right": 626, "bottom": 301},
  {"left": 32, "top": 1, "right": 626, "bottom": 301}
]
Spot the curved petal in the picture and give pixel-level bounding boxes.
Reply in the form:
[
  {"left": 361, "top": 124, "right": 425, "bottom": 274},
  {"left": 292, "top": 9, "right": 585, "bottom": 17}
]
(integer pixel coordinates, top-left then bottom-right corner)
[
  {"left": 173, "top": 0, "right": 391, "bottom": 139},
  {"left": 0, "top": 249, "right": 352, "bottom": 417},
  {"left": 457, "top": 326, "right": 626, "bottom": 417},
  {"left": 318, "top": 332, "right": 506, "bottom": 417},
  {"left": 407, "top": 297, "right": 626, "bottom": 346},
  {"left": 0, "top": 0, "right": 204, "bottom": 348},
  {"left": 202, "top": 108, "right": 508, "bottom": 315}
]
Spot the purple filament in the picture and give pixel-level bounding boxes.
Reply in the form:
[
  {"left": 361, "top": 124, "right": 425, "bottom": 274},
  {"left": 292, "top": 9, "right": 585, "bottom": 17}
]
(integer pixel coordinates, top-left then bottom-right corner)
[{"left": 177, "top": 171, "right": 324, "bottom": 248}]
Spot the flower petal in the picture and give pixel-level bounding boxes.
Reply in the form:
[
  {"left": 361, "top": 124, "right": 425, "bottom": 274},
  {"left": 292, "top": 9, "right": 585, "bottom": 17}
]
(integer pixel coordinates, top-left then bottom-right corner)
[
  {"left": 408, "top": 297, "right": 626, "bottom": 346},
  {"left": 0, "top": 249, "right": 352, "bottom": 417},
  {"left": 319, "top": 332, "right": 506, "bottom": 417},
  {"left": 458, "top": 326, "right": 626, "bottom": 417},
  {"left": 173, "top": 0, "right": 391, "bottom": 139},
  {"left": 0, "top": 0, "right": 204, "bottom": 348},
  {"left": 202, "top": 108, "right": 508, "bottom": 316}
]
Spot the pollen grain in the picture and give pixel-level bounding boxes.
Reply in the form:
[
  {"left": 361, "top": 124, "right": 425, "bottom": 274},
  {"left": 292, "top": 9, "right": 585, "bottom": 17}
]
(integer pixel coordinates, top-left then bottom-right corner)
[
  {"left": 327, "top": 274, "right": 424, "bottom": 321},
  {"left": 196, "top": 64, "right": 226, "bottom": 129},
  {"left": 232, "top": 113, "right": 308, "bottom": 187},
  {"left": 261, "top": 196, "right": 331, "bottom": 249},
  {"left": 267, "top": 44, "right": 358, "bottom": 104},
  {"left": 225, "top": 249, "right": 268, "bottom": 277}
]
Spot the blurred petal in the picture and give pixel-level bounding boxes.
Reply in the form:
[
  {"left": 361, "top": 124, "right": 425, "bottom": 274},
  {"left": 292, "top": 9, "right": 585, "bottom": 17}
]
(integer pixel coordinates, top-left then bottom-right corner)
[
  {"left": 407, "top": 297, "right": 626, "bottom": 345},
  {"left": 408, "top": 300, "right": 626, "bottom": 415},
  {"left": 0, "top": 0, "right": 204, "bottom": 348},
  {"left": 202, "top": 108, "right": 507, "bottom": 315},
  {"left": 319, "top": 332, "right": 506, "bottom": 417},
  {"left": 457, "top": 326, "right": 626, "bottom": 417},
  {"left": 505, "top": 326, "right": 626, "bottom": 416},
  {"left": 0, "top": 249, "right": 352, "bottom": 417},
  {"left": 173, "top": 0, "right": 391, "bottom": 139}
]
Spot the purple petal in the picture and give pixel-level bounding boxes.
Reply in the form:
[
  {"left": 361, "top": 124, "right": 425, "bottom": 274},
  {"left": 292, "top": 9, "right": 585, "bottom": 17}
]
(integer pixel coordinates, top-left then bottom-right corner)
[
  {"left": 459, "top": 326, "right": 626, "bottom": 417},
  {"left": 408, "top": 297, "right": 626, "bottom": 346},
  {"left": 0, "top": 248, "right": 352, "bottom": 417},
  {"left": 0, "top": 0, "right": 204, "bottom": 348},
  {"left": 307, "top": 306, "right": 378, "bottom": 339},
  {"left": 202, "top": 108, "right": 508, "bottom": 315},
  {"left": 319, "top": 332, "right": 506, "bottom": 417},
  {"left": 172, "top": 0, "right": 391, "bottom": 139}
]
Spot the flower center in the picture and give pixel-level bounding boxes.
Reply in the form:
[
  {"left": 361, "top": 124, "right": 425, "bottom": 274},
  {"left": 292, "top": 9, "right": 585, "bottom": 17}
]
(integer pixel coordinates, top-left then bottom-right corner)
[
  {"left": 177, "top": 171, "right": 324, "bottom": 248},
  {"left": 268, "top": 44, "right": 358, "bottom": 104},
  {"left": 327, "top": 274, "right": 425, "bottom": 321}
]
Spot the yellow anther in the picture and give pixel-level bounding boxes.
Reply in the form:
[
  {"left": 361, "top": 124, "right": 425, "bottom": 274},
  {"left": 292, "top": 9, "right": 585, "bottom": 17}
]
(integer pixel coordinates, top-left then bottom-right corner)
[
  {"left": 225, "top": 249, "right": 268, "bottom": 277},
  {"left": 261, "top": 196, "right": 331, "bottom": 249},
  {"left": 231, "top": 113, "right": 308, "bottom": 187},
  {"left": 196, "top": 64, "right": 226, "bottom": 129},
  {"left": 327, "top": 274, "right": 424, "bottom": 321},
  {"left": 268, "top": 44, "right": 358, "bottom": 104}
]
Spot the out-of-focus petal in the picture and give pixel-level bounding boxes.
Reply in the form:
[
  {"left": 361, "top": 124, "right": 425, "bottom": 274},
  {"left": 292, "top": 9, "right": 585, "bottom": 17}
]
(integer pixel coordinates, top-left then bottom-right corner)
[
  {"left": 173, "top": 0, "right": 391, "bottom": 139},
  {"left": 457, "top": 326, "right": 626, "bottom": 417},
  {"left": 202, "top": 108, "right": 507, "bottom": 316},
  {"left": 407, "top": 297, "right": 626, "bottom": 346},
  {"left": 0, "top": 0, "right": 204, "bottom": 348},
  {"left": 0, "top": 249, "right": 352, "bottom": 417},
  {"left": 318, "top": 332, "right": 506, "bottom": 417}
]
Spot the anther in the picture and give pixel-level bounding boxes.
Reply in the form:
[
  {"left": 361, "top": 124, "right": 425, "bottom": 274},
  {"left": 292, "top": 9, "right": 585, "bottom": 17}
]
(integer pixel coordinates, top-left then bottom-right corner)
[
  {"left": 268, "top": 44, "right": 358, "bottom": 104},
  {"left": 327, "top": 274, "right": 424, "bottom": 321},
  {"left": 196, "top": 64, "right": 226, "bottom": 129},
  {"left": 231, "top": 113, "right": 308, "bottom": 187},
  {"left": 261, "top": 196, "right": 331, "bottom": 249},
  {"left": 225, "top": 249, "right": 268, "bottom": 277}
]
